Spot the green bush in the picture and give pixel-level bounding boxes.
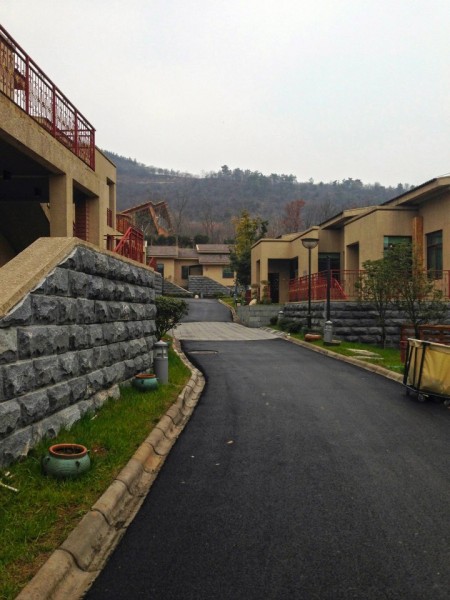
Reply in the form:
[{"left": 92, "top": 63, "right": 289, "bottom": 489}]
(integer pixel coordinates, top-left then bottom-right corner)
[
  {"left": 287, "top": 321, "right": 303, "bottom": 334},
  {"left": 278, "top": 317, "right": 294, "bottom": 331},
  {"left": 155, "top": 296, "right": 188, "bottom": 340},
  {"left": 269, "top": 316, "right": 278, "bottom": 326}
]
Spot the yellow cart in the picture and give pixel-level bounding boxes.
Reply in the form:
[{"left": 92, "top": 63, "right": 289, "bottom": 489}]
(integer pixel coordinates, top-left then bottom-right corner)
[{"left": 403, "top": 338, "right": 450, "bottom": 402}]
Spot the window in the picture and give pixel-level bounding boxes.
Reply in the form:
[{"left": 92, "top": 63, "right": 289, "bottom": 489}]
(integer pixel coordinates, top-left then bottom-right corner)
[
  {"left": 156, "top": 263, "right": 164, "bottom": 277},
  {"left": 427, "top": 230, "right": 443, "bottom": 278},
  {"left": 318, "top": 253, "right": 340, "bottom": 272},
  {"left": 383, "top": 236, "right": 411, "bottom": 256},
  {"left": 181, "top": 266, "right": 189, "bottom": 280},
  {"left": 222, "top": 267, "right": 234, "bottom": 279}
]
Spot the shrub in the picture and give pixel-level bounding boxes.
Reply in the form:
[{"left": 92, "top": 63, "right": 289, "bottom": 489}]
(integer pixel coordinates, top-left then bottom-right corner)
[
  {"left": 278, "top": 317, "right": 294, "bottom": 331},
  {"left": 269, "top": 316, "right": 278, "bottom": 326},
  {"left": 154, "top": 296, "right": 188, "bottom": 340},
  {"left": 287, "top": 321, "right": 303, "bottom": 334}
]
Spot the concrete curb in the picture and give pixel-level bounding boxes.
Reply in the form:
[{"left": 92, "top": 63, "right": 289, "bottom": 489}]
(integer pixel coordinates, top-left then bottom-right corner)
[{"left": 16, "top": 342, "right": 205, "bottom": 600}]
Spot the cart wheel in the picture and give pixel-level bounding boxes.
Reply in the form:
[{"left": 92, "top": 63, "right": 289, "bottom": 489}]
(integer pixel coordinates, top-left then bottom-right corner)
[{"left": 417, "top": 393, "right": 427, "bottom": 403}]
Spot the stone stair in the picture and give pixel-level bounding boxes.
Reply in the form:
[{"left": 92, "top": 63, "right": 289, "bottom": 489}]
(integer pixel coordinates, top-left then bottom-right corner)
[
  {"left": 188, "top": 276, "right": 232, "bottom": 298},
  {"left": 160, "top": 278, "right": 192, "bottom": 297}
]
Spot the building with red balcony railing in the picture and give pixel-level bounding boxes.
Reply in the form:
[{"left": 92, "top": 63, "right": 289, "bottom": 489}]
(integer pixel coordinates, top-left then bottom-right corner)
[
  {"left": 252, "top": 177, "right": 450, "bottom": 304},
  {"left": 0, "top": 25, "right": 128, "bottom": 266}
]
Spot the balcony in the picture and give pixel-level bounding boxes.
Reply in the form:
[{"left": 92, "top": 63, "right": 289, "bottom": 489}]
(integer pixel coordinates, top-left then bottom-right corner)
[{"left": 0, "top": 25, "right": 95, "bottom": 169}]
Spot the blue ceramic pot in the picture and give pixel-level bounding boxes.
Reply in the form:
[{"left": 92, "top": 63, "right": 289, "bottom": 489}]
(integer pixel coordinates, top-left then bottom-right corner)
[
  {"left": 42, "top": 443, "right": 91, "bottom": 479},
  {"left": 132, "top": 374, "right": 159, "bottom": 391}
]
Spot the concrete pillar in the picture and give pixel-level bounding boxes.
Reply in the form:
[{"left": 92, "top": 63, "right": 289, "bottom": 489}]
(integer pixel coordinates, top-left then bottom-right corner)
[
  {"left": 49, "top": 174, "right": 74, "bottom": 237},
  {"left": 412, "top": 215, "right": 424, "bottom": 268}
]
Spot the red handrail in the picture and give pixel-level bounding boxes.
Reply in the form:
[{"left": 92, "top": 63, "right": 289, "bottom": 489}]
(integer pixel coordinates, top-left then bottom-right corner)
[
  {"left": 0, "top": 25, "right": 95, "bottom": 169},
  {"left": 114, "top": 226, "right": 144, "bottom": 263},
  {"left": 289, "top": 270, "right": 450, "bottom": 302}
]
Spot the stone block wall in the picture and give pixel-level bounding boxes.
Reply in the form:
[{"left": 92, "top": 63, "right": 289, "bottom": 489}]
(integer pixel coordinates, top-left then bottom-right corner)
[
  {"left": 236, "top": 304, "right": 283, "bottom": 328},
  {"left": 188, "top": 276, "right": 232, "bottom": 298},
  {"left": 0, "top": 244, "right": 157, "bottom": 467},
  {"left": 283, "top": 301, "right": 450, "bottom": 346}
]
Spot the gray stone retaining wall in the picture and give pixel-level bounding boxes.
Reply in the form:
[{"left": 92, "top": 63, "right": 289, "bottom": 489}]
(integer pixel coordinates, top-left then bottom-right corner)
[
  {"left": 283, "top": 301, "right": 450, "bottom": 346},
  {"left": 0, "top": 245, "right": 157, "bottom": 467},
  {"left": 237, "top": 304, "right": 283, "bottom": 328}
]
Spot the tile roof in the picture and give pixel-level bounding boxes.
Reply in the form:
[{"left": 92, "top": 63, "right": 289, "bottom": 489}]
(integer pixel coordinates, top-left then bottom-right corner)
[
  {"left": 146, "top": 245, "right": 178, "bottom": 257},
  {"left": 178, "top": 248, "right": 199, "bottom": 258},
  {"left": 198, "top": 254, "right": 231, "bottom": 265}
]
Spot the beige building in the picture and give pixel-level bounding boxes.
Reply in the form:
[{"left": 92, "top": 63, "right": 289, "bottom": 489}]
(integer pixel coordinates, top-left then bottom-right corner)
[
  {"left": 252, "top": 176, "right": 450, "bottom": 303},
  {"left": 0, "top": 25, "right": 119, "bottom": 266},
  {"left": 148, "top": 244, "right": 234, "bottom": 290}
]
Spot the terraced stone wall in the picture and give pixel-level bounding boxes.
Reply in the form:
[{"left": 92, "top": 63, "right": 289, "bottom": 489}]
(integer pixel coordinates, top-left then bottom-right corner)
[
  {"left": 0, "top": 244, "right": 157, "bottom": 467},
  {"left": 283, "top": 301, "right": 450, "bottom": 346}
]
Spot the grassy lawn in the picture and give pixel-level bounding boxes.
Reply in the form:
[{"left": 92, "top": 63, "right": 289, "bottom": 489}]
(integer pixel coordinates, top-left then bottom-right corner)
[
  {"left": 309, "top": 338, "right": 404, "bottom": 374},
  {"left": 272, "top": 326, "right": 404, "bottom": 375},
  {"left": 0, "top": 348, "right": 191, "bottom": 600}
]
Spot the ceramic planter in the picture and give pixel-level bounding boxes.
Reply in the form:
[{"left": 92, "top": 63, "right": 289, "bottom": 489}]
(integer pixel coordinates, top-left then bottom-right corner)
[
  {"left": 132, "top": 373, "right": 159, "bottom": 391},
  {"left": 42, "top": 443, "right": 91, "bottom": 479}
]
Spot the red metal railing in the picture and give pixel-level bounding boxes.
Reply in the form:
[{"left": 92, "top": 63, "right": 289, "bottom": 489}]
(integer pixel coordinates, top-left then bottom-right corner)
[
  {"left": 289, "top": 270, "right": 450, "bottom": 302},
  {"left": 289, "top": 270, "right": 360, "bottom": 301},
  {"left": 0, "top": 25, "right": 95, "bottom": 169},
  {"left": 114, "top": 227, "right": 144, "bottom": 263},
  {"left": 116, "top": 213, "right": 131, "bottom": 234}
]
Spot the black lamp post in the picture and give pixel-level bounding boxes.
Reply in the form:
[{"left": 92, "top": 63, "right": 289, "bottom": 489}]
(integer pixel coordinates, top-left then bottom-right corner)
[{"left": 301, "top": 237, "right": 319, "bottom": 330}]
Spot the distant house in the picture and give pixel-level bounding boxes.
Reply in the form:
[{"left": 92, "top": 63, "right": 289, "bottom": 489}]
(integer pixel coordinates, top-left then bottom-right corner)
[
  {"left": 252, "top": 176, "right": 450, "bottom": 303},
  {"left": 118, "top": 200, "right": 172, "bottom": 237},
  {"left": 148, "top": 244, "right": 235, "bottom": 294}
]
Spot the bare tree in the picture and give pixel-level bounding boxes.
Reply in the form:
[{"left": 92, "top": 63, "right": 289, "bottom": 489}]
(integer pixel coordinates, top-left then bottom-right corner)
[{"left": 281, "top": 199, "right": 305, "bottom": 233}]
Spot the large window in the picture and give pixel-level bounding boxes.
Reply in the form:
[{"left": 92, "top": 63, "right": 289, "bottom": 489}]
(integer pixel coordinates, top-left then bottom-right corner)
[
  {"left": 427, "top": 230, "right": 443, "bottom": 278},
  {"left": 383, "top": 236, "right": 411, "bottom": 256},
  {"left": 222, "top": 267, "right": 234, "bottom": 279},
  {"left": 181, "top": 266, "right": 189, "bottom": 280}
]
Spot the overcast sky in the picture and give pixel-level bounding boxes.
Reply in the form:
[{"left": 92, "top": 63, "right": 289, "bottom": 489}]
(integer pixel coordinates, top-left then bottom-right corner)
[{"left": 1, "top": 0, "right": 449, "bottom": 186}]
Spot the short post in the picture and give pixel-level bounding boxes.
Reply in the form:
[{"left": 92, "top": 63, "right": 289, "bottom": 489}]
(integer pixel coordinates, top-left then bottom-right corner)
[
  {"left": 154, "top": 340, "right": 169, "bottom": 384},
  {"left": 324, "top": 320, "right": 333, "bottom": 344}
]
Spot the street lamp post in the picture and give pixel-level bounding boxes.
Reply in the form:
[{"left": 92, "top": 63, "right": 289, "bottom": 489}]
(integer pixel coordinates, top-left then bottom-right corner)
[{"left": 301, "top": 237, "right": 319, "bottom": 330}]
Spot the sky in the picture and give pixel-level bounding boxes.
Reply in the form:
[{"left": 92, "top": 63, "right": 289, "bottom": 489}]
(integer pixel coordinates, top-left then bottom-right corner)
[{"left": 1, "top": 0, "right": 449, "bottom": 187}]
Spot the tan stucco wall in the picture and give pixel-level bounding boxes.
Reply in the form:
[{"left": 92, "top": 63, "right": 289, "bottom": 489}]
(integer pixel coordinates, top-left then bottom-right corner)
[
  {"left": 343, "top": 208, "right": 416, "bottom": 267},
  {"left": 251, "top": 230, "right": 320, "bottom": 301},
  {"left": 420, "top": 193, "right": 450, "bottom": 270},
  {"left": 202, "top": 264, "right": 234, "bottom": 286},
  {"left": 0, "top": 93, "right": 117, "bottom": 253}
]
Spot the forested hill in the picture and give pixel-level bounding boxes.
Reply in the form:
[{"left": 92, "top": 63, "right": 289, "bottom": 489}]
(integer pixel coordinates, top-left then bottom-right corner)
[{"left": 104, "top": 150, "right": 412, "bottom": 236}]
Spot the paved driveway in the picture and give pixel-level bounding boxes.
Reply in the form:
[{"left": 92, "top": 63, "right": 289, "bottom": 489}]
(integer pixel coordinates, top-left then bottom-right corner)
[
  {"left": 86, "top": 301, "right": 450, "bottom": 600},
  {"left": 175, "top": 299, "right": 278, "bottom": 341}
]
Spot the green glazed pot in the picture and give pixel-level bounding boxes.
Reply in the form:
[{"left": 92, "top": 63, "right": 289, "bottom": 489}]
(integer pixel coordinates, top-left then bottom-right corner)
[
  {"left": 132, "top": 374, "right": 159, "bottom": 391},
  {"left": 42, "top": 443, "right": 91, "bottom": 479}
]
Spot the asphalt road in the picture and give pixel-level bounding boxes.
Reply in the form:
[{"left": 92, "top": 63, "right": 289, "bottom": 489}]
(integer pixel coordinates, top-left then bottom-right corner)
[
  {"left": 86, "top": 301, "right": 450, "bottom": 600},
  {"left": 180, "top": 298, "right": 233, "bottom": 323}
]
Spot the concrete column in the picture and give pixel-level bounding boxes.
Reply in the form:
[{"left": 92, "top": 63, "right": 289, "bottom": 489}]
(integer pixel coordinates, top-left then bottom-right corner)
[
  {"left": 49, "top": 174, "right": 74, "bottom": 237},
  {"left": 412, "top": 215, "right": 424, "bottom": 267}
]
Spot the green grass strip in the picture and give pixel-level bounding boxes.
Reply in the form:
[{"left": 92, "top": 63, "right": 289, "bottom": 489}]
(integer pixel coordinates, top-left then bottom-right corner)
[{"left": 0, "top": 348, "right": 191, "bottom": 600}]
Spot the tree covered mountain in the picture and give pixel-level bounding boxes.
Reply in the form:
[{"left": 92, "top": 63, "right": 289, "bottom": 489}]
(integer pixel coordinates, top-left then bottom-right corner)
[{"left": 104, "top": 150, "right": 412, "bottom": 242}]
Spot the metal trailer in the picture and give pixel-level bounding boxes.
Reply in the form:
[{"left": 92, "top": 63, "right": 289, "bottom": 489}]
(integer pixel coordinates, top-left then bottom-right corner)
[{"left": 403, "top": 338, "right": 450, "bottom": 403}]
